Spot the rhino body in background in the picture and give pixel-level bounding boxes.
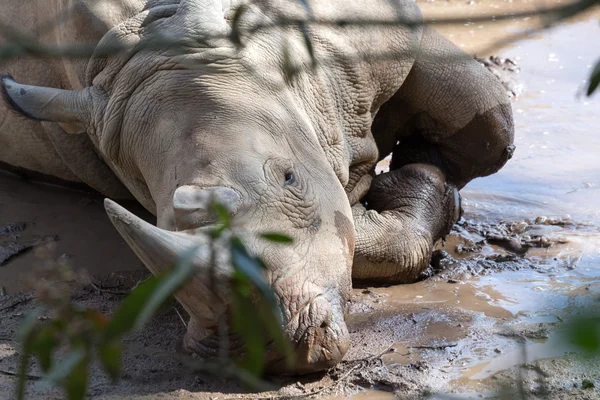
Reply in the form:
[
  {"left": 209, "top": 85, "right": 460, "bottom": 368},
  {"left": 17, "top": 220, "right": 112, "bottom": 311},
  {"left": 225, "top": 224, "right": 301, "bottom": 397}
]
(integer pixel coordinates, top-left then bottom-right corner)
[{"left": 0, "top": 0, "right": 514, "bottom": 374}]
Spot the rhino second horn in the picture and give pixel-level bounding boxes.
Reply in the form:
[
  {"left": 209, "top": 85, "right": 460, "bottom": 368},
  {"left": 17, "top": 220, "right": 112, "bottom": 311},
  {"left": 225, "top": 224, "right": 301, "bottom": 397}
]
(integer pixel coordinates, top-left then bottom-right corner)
[
  {"left": 173, "top": 185, "right": 241, "bottom": 231},
  {"left": 104, "top": 199, "right": 230, "bottom": 327},
  {"left": 0, "top": 75, "right": 92, "bottom": 124}
]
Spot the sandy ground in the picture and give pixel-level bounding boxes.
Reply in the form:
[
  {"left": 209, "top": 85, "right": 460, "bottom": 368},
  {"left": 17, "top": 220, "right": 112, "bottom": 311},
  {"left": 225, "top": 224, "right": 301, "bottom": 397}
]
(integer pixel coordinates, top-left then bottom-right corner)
[{"left": 1, "top": 0, "right": 600, "bottom": 399}]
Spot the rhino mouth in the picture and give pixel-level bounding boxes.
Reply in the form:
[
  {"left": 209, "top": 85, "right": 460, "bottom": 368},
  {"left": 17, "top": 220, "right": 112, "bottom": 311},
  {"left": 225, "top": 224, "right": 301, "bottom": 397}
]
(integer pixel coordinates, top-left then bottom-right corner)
[{"left": 181, "top": 325, "right": 346, "bottom": 375}]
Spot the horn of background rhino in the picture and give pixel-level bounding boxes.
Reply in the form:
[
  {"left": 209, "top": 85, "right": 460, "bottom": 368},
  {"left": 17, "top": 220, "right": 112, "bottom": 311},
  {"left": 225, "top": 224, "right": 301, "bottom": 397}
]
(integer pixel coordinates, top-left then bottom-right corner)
[
  {"left": 0, "top": 74, "right": 92, "bottom": 125},
  {"left": 104, "top": 199, "right": 231, "bottom": 327}
]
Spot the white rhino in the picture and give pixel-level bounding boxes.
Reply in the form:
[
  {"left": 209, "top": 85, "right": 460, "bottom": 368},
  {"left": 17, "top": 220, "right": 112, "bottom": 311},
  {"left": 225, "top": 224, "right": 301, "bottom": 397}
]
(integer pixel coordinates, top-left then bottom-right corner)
[{"left": 0, "top": 0, "right": 514, "bottom": 374}]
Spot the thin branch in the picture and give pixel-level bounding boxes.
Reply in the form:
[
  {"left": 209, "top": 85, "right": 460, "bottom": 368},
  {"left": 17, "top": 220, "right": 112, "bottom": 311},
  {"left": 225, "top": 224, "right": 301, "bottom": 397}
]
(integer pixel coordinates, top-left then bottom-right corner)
[
  {"left": 89, "top": 282, "right": 129, "bottom": 296},
  {"left": 173, "top": 307, "right": 188, "bottom": 328},
  {"left": 410, "top": 343, "right": 458, "bottom": 350},
  {"left": 0, "top": 297, "right": 32, "bottom": 313},
  {"left": 0, "top": 0, "right": 595, "bottom": 61},
  {"left": 0, "top": 369, "right": 41, "bottom": 380}
]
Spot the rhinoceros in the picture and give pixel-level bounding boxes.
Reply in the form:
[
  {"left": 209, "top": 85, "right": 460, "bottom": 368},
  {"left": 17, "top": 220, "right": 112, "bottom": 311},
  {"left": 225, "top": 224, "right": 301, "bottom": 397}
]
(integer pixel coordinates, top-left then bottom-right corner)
[{"left": 0, "top": 0, "right": 514, "bottom": 374}]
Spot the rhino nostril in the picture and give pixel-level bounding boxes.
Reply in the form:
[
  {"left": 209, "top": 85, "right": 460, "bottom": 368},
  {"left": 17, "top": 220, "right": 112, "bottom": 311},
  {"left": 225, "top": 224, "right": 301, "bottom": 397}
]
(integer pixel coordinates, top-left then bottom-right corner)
[{"left": 320, "top": 321, "right": 328, "bottom": 329}]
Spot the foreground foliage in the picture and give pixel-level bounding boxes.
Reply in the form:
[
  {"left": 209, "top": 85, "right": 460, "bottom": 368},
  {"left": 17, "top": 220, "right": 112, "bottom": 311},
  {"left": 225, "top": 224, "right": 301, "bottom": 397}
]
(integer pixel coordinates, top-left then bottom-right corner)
[{"left": 16, "top": 202, "right": 294, "bottom": 400}]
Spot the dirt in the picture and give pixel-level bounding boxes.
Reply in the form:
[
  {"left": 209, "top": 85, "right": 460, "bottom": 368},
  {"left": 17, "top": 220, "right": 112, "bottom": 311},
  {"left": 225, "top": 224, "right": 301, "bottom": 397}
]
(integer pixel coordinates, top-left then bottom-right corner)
[{"left": 1, "top": 0, "right": 600, "bottom": 399}]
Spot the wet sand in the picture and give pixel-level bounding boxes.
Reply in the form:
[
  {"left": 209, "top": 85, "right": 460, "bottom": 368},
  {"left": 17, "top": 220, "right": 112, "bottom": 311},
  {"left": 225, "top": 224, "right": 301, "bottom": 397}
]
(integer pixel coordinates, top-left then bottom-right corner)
[{"left": 1, "top": 0, "right": 600, "bottom": 399}]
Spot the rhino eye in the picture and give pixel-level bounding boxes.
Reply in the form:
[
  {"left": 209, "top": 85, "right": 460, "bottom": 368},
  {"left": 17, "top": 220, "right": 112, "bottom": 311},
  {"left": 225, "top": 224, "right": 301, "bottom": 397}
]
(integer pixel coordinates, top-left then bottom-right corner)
[{"left": 284, "top": 170, "right": 296, "bottom": 185}]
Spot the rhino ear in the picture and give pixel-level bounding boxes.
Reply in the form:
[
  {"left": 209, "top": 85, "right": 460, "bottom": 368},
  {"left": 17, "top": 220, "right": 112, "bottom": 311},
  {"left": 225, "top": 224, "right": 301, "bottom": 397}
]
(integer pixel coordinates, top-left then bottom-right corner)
[{"left": 0, "top": 74, "right": 93, "bottom": 127}]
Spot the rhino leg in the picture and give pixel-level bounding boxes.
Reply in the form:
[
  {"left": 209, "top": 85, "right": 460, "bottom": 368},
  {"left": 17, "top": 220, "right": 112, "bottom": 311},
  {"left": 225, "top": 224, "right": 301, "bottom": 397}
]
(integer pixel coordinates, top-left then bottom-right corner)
[
  {"left": 352, "top": 163, "right": 460, "bottom": 283},
  {"left": 355, "top": 26, "right": 515, "bottom": 284}
]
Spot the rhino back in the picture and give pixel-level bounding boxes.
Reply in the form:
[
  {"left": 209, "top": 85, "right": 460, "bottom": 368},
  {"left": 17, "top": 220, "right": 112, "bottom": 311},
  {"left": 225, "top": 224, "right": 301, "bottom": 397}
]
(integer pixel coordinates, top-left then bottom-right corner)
[{"left": 0, "top": 0, "right": 148, "bottom": 197}]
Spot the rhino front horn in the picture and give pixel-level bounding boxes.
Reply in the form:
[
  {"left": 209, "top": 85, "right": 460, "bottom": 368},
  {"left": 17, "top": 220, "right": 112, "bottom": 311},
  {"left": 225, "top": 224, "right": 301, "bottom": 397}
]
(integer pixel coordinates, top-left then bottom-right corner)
[{"left": 104, "top": 199, "right": 231, "bottom": 327}]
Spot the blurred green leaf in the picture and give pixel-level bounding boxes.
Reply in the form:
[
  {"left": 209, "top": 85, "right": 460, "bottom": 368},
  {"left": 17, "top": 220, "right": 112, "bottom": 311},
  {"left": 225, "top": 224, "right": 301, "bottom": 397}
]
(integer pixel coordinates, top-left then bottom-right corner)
[
  {"left": 211, "top": 202, "right": 232, "bottom": 232},
  {"left": 568, "top": 316, "right": 600, "bottom": 353},
  {"left": 260, "top": 233, "right": 294, "bottom": 244},
  {"left": 104, "top": 246, "right": 198, "bottom": 340},
  {"left": 64, "top": 354, "right": 88, "bottom": 400},
  {"left": 82, "top": 309, "right": 109, "bottom": 331},
  {"left": 256, "top": 297, "right": 295, "bottom": 369},
  {"left": 31, "top": 324, "right": 59, "bottom": 372},
  {"left": 232, "top": 290, "right": 266, "bottom": 377},
  {"left": 40, "top": 348, "right": 86, "bottom": 387},
  {"left": 230, "top": 237, "right": 278, "bottom": 309},
  {"left": 103, "top": 277, "right": 162, "bottom": 340},
  {"left": 17, "top": 308, "right": 44, "bottom": 400},
  {"left": 587, "top": 60, "right": 600, "bottom": 96},
  {"left": 98, "top": 340, "right": 122, "bottom": 382}
]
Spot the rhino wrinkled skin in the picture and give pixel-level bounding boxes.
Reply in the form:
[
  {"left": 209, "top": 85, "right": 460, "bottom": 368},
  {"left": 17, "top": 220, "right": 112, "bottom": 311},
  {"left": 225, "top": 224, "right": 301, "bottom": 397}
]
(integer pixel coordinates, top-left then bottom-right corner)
[{"left": 0, "top": 0, "right": 514, "bottom": 374}]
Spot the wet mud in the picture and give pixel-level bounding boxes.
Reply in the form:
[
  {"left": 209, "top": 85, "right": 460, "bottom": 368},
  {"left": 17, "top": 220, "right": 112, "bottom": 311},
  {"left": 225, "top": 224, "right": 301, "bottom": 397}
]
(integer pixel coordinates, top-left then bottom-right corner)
[{"left": 1, "top": 0, "right": 600, "bottom": 399}]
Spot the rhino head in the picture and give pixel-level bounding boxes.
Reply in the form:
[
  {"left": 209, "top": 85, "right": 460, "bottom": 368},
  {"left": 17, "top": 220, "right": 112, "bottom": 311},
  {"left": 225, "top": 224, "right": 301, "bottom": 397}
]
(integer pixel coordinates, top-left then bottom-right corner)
[{"left": 0, "top": 0, "right": 355, "bottom": 374}]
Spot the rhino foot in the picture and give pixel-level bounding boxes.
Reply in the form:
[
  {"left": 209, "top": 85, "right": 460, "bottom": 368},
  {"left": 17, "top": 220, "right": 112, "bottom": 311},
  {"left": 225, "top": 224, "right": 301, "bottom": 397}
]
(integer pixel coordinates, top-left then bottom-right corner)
[{"left": 352, "top": 164, "right": 461, "bottom": 284}]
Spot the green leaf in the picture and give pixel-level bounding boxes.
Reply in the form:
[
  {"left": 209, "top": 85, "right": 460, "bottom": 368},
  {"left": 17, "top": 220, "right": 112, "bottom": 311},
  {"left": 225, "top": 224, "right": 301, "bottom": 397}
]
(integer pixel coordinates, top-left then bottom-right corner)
[
  {"left": 98, "top": 340, "right": 122, "bottom": 382},
  {"left": 568, "top": 316, "right": 600, "bottom": 353},
  {"left": 259, "top": 233, "right": 294, "bottom": 244},
  {"left": 230, "top": 238, "right": 278, "bottom": 309},
  {"left": 31, "top": 325, "right": 59, "bottom": 373},
  {"left": 211, "top": 202, "right": 232, "bottom": 230},
  {"left": 103, "top": 276, "right": 162, "bottom": 340},
  {"left": 130, "top": 247, "right": 198, "bottom": 331},
  {"left": 64, "top": 354, "right": 88, "bottom": 400},
  {"left": 230, "top": 237, "right": 293, "bottom": 371},
  {"left": 17, "top": 308, "right": 44, "bottom": 400},
  {"left": 257, "top": 298, "right": 295, "bottom": 369},
  {"left": 16, "top": 308, "right": 44, "bottom": 343},
  {"left": 104, "top": 246, "right": 198, "bottom": 340},
  {"left": 40, "top": 348, "right": 86, "bottom": 387},
  {"left": 231, "top": 290, "right": 266, "bottom": 377},
  {"left": 587, "top": 60, "right": 600, "bottom": 96}
]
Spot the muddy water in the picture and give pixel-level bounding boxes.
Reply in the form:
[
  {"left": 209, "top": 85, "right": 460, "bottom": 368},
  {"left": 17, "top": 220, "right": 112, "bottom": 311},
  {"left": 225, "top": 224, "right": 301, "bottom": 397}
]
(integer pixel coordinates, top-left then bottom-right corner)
[
  {"left": 0, "top": 175, "right": 151, "bottom": 292},
  {"left": 355, "top": 8, "right": 600, "bottom": 398}
]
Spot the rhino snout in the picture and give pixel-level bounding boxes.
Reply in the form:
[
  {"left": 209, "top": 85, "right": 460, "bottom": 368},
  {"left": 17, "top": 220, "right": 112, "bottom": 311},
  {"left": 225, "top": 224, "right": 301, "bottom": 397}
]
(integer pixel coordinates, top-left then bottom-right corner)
[{"left": 273, "top": 295, "right": 350, "bottom": 374}]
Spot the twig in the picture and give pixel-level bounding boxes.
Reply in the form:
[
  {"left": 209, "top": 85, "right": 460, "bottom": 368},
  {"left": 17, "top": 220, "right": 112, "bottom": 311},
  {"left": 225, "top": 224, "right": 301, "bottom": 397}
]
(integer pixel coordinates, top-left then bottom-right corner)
[
  {"left": 409, "top": 343, "right": 458, "bottom": 350},
  {"left": 0, "top": 297, "right": 32, "bottom": 313},
  {"left": 248, "top": 346, "right": 397, "bottom": 399},
  {"left": 0, "top": 0, "right": 595, "bottom": 61},
  {"left": 89, "top": 275, "right": 150, "bottom": 296},
  {"left": 298, "top": 364, "right": 362, "bottom": 398},
  {"left": 89, "top": 282, "right": 129, "bottom": 296},
  {"left": 247, "top": 363, "right": 363, "bottom": 400},
  {"left": 173, "top": 307, "right": 188, "bottom": 328},
  {"left": 0, "top": 369, "right": 41, "bottom": 380}
]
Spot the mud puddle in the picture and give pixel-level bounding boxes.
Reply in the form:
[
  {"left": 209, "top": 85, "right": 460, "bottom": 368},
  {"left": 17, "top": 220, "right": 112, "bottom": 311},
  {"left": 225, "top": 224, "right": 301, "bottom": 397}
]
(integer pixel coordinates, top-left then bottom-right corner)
[
  {"left": 1, "top": 1, "right": 600, "bottom": 399},
  {"left": 355, "top": 3, "right": 600, "bottom": 398}
]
